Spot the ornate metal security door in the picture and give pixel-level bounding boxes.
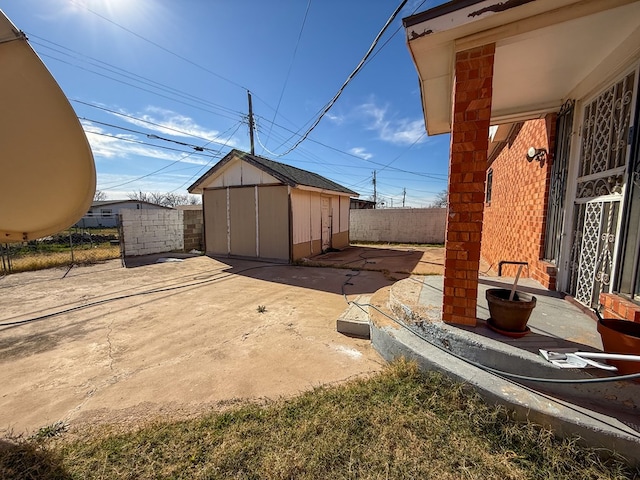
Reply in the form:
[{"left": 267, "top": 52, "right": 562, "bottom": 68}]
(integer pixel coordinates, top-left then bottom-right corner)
[{"left": 568, "top": 72, "right": 636, "bottom": 307}]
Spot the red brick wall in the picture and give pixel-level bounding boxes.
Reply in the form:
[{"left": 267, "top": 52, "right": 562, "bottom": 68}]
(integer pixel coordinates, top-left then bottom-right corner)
[
  {"left": 600, "top": 293, "right": 640, "bottom": 322},
  {"left": 443, "top": 44, "right": 495, "bottom": 326},
  {"left": 481, "top": 116, "right": 557, "bottom": 289}
]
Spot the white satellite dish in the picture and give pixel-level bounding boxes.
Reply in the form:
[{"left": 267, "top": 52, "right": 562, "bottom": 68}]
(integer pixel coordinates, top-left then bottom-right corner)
[{"left": 0, "top": 10, "right": 95, "bottom": 243}]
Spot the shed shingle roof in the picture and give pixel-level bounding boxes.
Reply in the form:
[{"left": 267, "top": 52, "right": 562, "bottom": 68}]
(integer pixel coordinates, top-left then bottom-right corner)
[{"left": 188, "top": 149, "right": 358, "bottom": 196}]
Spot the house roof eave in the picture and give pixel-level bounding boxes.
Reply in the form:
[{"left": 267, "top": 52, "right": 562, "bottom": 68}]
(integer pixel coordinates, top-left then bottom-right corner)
[{"left": 404, "top": 0, "right": 640, "bottom": 135}]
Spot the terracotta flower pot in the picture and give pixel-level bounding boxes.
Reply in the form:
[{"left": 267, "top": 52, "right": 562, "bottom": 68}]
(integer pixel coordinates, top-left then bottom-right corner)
[
  {"left": 597, "top": 318, "right": 640, "bottom": 375},
  {"left": 486, "top": 288, "right": 537, "bottom": 334}
]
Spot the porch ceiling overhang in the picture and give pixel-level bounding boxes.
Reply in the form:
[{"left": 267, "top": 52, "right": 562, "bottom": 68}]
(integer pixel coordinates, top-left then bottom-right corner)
[{"left": 404, "top": 0, "right": 640, "bottom": 135}]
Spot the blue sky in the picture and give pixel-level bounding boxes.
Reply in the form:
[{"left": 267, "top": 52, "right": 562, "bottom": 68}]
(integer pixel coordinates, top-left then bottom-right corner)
[{"left": 3, "top": 0, "right": 450, "bottom": 207}]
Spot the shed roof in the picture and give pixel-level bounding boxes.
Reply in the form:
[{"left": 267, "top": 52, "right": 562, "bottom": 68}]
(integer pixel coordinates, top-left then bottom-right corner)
[{"left": 188, "top": 149, "right": 358, "bottom": 196}]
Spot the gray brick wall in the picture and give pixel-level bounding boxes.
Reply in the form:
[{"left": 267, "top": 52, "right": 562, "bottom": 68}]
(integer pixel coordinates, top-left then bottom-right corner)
[
  {"left": 350, "top": 208, "right": 446, "bottom": 244},
  {"left": 121, "top": 209, "right": 184, "bottom": 256},
  {"left": 183, "top": 209, "right": 203, "bottom": 252}
]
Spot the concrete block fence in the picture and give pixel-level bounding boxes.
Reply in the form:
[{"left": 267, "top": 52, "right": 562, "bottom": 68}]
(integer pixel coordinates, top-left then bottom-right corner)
[
  {"left": 183, "top": 209, "right": 204, "bottom": 252},
  {"left": 120, "top": 209, "right": 184, "bottom": 256},
  {"left": 350, "top": 208, "right": 446, "bottom": 244}
]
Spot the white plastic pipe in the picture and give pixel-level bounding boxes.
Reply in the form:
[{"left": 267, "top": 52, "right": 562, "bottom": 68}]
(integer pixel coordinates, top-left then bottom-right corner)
[{"left": 575, "top": 352, "right": 640, "bottom": 362}]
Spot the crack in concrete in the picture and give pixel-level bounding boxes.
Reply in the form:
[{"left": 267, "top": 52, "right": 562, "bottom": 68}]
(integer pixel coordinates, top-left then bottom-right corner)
[{"left": 106, "top": 315, "right": 115, "bottom": 371}]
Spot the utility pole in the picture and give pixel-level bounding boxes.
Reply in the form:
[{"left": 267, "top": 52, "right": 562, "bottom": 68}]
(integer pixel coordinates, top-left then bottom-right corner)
[
  {"left": 247, "top": 90, "right": 255, "bottom": 155},
  {"left": 372, "top": 170, "right": 377, "bottom": 209},
  {"left": 402, "top": 187, "right": 406, "bottom": 208}
]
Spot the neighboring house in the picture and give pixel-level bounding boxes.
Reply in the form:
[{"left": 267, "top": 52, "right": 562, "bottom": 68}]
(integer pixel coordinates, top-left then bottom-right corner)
[
  {"left": 188, "top": 149, "right": 357, "bottom": 262},
  {"left": 350, "top": 198, "right": 376, "bottom": 209},
  {"left": 403, "top": 0, "right": 640, "bottom": 325},
  {"left": 76, "top": 200, "right": 171, "bottom": 228}
]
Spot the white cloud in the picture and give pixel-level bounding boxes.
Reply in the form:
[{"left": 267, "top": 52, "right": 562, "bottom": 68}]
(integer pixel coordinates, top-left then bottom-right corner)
[
  {"left": 326, "top": 112, "right": 345, "bottom": 125},
  {"left": 358, "top": 102, "right": 426, "bottom": 146},
  {"left": 349, "top": 147, "right": 373, "bottom": 160},
  {"left": 113, "top": 106, "right": 223, "bottom": 141}
]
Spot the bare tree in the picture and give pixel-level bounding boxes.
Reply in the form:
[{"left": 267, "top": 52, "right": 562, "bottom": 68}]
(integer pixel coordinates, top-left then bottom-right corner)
[
  {"left": 430, "top": 189, "right": 448, "bottom": 208},
  {"left": 93, "top": 189, "right": 107, "bottom": 202},
  {"left": 128, "top": 191, "right": 201, "bottom": 207}
]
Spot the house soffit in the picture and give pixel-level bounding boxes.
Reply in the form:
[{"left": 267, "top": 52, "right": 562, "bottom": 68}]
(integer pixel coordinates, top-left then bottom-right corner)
[{"left": 404, "top": 0, "right": 640, "bottom": 135}]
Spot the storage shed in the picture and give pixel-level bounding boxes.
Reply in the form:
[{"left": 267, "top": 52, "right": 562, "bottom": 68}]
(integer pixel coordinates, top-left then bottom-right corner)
[{"left": 188, "top": 149, "right": 357, "bottom": 262}]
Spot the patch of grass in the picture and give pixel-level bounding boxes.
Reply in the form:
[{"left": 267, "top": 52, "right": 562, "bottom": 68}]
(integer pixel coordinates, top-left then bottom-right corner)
[
  {"left": 8, "top": 245, "right": 120, "bottom": 273},
  {"left": 31, "top": 423, "right": 68, "bottom": 441},
  {"left": 2, "top": 360, "right": 637, "bottom": 479}
]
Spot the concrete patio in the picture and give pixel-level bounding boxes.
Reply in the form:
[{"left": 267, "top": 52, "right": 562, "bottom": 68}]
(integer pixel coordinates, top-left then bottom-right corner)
[{"left": 347, "top": 274, "right": 640, "bottom": 465}]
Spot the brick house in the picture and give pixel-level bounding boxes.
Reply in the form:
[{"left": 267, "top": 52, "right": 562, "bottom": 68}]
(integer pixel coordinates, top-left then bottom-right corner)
[{"left": 402, "top": 0, "right": 640, "bottom": 325}]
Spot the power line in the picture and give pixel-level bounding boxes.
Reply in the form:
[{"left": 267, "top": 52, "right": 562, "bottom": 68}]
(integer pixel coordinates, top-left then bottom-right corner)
[
  {"left": 270, "top": 0, "right": 410, "bottom": 156},
  {"left": 67, "top": 0, "right": 249, "bottom": 92},
  {"left": 80, "top": 117, "right": 220, "bottom": 153},
  {"left": 30, "top": 35, "right": 244, "bottom": 121},
  {"left": 72, "top": 100, "right": 241, "bottom": 148},
  {"left": 264, "top": 0, "right": 312, "bottom": 149},
  {"left": 67, "top": 69, "right": 444, "bottom": 181},
  {"left": 39, "top": 52, "right": 245, "bottom": 124},
  {"left": 100, "top": 121, "right": 243, "bottom": 191},
  {"left": 252, "top": 113, "right": 447, "bottom": 179},
  {"left": 170, "top": 122, "right": 245, "bottom": 193},
  {"left": 85, "top": 129, "right": 214, "bottom": 159}
]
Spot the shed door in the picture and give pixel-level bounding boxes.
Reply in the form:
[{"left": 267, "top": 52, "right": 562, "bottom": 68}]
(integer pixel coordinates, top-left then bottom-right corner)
[
  {"left": 203, "top": 188, "right": 228, "bottom": 255},
  {"left": 229, "top": 188, "right": 257, "bottom": 257},
  {"left": 321, "top": 196, "right": 331, "bottom": 252},
  {"left": 258, "top": 186, "right": 289, "bottom": 261}
]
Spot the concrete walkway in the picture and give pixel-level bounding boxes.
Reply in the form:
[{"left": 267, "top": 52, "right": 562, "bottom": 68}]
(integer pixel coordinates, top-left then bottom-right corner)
[{"left": 353, "top": 274, "right": 640, "bottom": 466}]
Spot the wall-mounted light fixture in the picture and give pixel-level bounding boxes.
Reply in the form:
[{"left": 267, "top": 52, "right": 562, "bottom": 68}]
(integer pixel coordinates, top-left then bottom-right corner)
[{"left": 526, "top": 147, "right": 547, "bottom": 162}]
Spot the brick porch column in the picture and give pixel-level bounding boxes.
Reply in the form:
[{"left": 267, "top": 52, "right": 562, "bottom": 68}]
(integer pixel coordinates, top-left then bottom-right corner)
[{"left": 442, "top": 44, "right": 495, "bottom": 326}]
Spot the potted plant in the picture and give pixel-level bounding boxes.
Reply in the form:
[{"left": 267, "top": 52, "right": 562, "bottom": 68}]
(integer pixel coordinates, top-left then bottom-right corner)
[
  {"left": 596, "top": 311, "right": 640, "bottom": 375},
  {"left": 485, "top": 265, "right": 537, "bottom": 337}
]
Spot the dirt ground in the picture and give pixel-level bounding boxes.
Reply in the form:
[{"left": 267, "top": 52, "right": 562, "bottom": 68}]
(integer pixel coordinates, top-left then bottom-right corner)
[{"left": 0, "top": 249, "right": 428, "bottom": 436}]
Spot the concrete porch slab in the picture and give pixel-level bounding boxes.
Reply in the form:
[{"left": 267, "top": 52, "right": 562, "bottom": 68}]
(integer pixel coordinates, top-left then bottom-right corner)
[{"left": 366, "top": 274, "right": 640, "bottom": 466}]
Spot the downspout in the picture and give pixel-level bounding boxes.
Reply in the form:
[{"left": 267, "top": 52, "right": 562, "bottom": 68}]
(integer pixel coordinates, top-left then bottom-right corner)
[
  {"left": 226, "top": 187, "right": 231, "bottom": 256},
  {"left": 288, "top": 186, "right": 293, "bottom": 263},
  {"left": 202, "top": 190, "right": 207, "bottom": 253},
  {"left": 255, "top": 185, "right": 259, "bottom": 258}
]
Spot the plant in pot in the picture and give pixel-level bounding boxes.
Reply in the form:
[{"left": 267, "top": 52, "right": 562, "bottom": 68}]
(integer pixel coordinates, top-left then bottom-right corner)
[
  {"left": 595, "top": 309, "right": 640, "bottom": 375},
  {"left": 486, "top": 266, "right": 537, "bottom": 337}
]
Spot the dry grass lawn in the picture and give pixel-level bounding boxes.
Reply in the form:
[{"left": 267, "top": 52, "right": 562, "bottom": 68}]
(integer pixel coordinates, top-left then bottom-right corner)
[
  {"left": 1, "top": 360, "right": 636, "bottom": 479},
  {"left": 6, "top": 245, "right": 120, "bottom": 273}
]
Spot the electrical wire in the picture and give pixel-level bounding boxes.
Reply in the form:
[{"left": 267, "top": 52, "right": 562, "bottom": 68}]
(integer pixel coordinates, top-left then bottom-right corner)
[
  {"left": 253, "top": 113, "right": 448, "bottom": 180},
  {"left": 0, "top": 262, "right": 290, "bottom": 329},
  {"left": 67, "top": 0, "right": 249, "bottom": 92},
  {"left": 340, "top": 274, "right": 640, "bottom": 384},
  {"left": 80, "top": 117, "right": 218, "bottom": 153},
  {"left": 264, "top": 0, "right": 312, "bottom": 149},
  {"left": 99, "top": 121, "right": 242, "bottom": 191},
  {"left": 271, "top": 0, "right": 410, "bottom": 156},
  {"left": 30, "top": 36, "right": 245, "bottom": 122},
  {"left": 72, "top": 100, "right": 240, "bottom": 146},
  {"left": 39, "top": 52, "right": 244, "bottom": 123},
  {"left": 169, "top": 122, "right": 245, "bottom": 193},
  {"left": 84, "top": 129, "right": 215, "bottom": 159}
]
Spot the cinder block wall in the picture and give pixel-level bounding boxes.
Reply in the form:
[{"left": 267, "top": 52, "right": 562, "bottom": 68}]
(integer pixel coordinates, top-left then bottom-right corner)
[
  {"left": 350, "top": 208, "right": 446, "bottom": 244},
  {"left": 480, "top": 116, "right": 557, "bottom": 288},
  {"left": 183, "top": 209, "right": 203, "bottom": 252},
  {"left": 121, "top": 209, "right": 184, "bottom": 256}
]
